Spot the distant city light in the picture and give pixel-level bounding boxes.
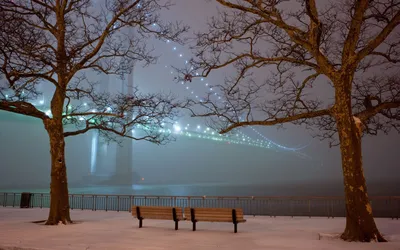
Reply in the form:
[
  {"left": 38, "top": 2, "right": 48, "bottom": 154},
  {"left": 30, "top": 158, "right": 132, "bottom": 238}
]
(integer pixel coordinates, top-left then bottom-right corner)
[{"left": 173, "top": 124, "right": 181, "bottom": 132}]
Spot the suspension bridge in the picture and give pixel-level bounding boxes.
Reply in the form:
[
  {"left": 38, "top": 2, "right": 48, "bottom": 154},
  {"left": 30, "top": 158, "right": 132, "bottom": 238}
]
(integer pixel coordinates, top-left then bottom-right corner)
[{"left": 0, "top": 37, "right": 310, "bottom": 187}]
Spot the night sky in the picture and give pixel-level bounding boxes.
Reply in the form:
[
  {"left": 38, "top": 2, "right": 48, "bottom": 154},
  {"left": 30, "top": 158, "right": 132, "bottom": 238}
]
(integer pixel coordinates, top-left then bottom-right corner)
[{"left": 0, "top": 0, "right": 399, "bottom": 196}]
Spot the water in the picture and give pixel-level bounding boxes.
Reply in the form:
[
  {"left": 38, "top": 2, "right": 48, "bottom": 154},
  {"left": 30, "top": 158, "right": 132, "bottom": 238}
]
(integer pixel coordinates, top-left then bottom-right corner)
[{"left": 1, "top": 180, "right": 399, "bottom": 197}]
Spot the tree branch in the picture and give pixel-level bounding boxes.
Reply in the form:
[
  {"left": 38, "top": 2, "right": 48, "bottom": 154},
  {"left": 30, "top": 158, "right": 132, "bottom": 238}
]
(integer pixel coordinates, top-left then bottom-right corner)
[
  {"left": 355, "top": 10, "right": 400, "bottom": 64},
  {"left": 0, "top": 100, "right": 47, "bottom": 119},
  {"left": 356, "top": 101, "right": 400, "bottom": 122},
  {"left": 62, "top": 112, "right": 122, "bottom": 119},
  {"left": 342, "top": 0, "right": 370, "bottom": 66},
  {"left": 70, "top": 0, "right": 141, "bottom": 77},
  {"left": 217, "top": 108, "right": 332, "bottom": 134}
]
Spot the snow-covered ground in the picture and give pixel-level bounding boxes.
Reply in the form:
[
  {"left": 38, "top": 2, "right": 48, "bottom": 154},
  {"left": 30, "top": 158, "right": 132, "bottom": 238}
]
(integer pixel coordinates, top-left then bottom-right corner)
[{"left": 0, "top": 207, "right": 399, "bottom": 250}]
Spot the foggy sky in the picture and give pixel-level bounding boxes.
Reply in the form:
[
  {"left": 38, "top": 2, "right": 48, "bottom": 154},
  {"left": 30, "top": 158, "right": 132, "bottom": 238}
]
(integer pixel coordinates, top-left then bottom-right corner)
[{"left": 0, "top": 0, "right": 399, "bottom": 194}]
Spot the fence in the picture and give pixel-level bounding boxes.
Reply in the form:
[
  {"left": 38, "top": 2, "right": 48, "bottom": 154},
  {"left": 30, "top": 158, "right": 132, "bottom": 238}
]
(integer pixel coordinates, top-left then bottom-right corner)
[{"left": 1, "top": 192, "right": 399, "bottom": 219}]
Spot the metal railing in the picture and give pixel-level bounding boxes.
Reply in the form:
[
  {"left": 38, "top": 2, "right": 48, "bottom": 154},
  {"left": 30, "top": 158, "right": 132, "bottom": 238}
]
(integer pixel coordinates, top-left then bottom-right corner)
[{"left": 1, "top": 192, "right": 399, "bottom": 219}]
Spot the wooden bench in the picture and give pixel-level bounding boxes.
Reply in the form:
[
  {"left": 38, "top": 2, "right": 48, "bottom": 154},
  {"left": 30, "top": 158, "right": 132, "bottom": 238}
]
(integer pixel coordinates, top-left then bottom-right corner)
[
  {"left": 184, "top": 207, "right": 246, "bottom": 233},
  {"left": 131, "top": 206, "right": 184, "bottom": 230}
]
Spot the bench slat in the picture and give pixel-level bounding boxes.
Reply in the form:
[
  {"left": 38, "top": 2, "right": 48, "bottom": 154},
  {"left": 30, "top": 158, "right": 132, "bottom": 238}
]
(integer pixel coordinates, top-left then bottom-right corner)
[
  {"left": 193, "top": 211, "right": 239, "bottom": 215},
  {"left": 132, "top": 206, "right": 184, "bottom": 220},
  {"left": 135, "top": 207, "right": 180, "bottom": 210},
  {"left": 139, "top": 215, "right": 173, "bottom": 220},
  {"left": 132, "top": 214, "right": 173, "bottom": 218},
  {"left": 184, "top": 208, "right": 244, "bottom": 214},
  {"left": 193, "top": 218, "right": 247, "bottom": 223},
  {"left": 132, "top": 206, "right": 183, "bottom": 212},
  {"left": 195, "top": 215, "right": 234, "bottom": 219},
  {"left": 136, "top": 210, "right": 179, "bottom": 214},
  {"left": 190, "top": 211, "right": 244, "bottom": 216},
  {"left": 133, "top": 208, "right": 182, "bottom": 212},
  {"left": 184, "top": 208, "right": 243, "bottom": 212},
  {"left": 194, "top": 216, "right": 245, "bottom": 221},
  {"left": 191, "top": 211, "right": 242, "bottom": 216},
  {"left": 184, "top": 208, "right": 245, "bottom": 221}
]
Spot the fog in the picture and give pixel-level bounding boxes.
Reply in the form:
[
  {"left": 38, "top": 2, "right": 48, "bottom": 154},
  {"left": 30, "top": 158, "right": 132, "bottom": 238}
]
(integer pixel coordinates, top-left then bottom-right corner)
[
  {"left": 0, "top": 109, "right": 398, "bottom": 196},
  {"left": 0, "top": 0, "right": 399, "bottom": 197}
]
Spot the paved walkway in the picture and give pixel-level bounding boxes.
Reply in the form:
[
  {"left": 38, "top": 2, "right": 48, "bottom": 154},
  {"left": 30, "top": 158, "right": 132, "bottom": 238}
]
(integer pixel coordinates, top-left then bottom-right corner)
[{"left": 0, "top": 207, "right": 399, "bottom": 250}]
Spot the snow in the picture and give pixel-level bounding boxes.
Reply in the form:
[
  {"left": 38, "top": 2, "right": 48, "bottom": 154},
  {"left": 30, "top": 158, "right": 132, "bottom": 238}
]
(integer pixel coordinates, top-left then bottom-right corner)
[
  {"left": 353, "top": 116, "right": 363, "bottom": 134},
  {"left": 353, "top": 116, "right": 362, "bottom": 125},
  {"left": 0, "top": 207, "right": 399, "bottom": 250}
]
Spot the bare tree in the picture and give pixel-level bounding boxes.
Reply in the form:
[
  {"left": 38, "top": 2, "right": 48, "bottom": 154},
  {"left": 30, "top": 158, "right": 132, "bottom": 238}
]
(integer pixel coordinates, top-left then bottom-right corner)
[
  {"left": 0, "top": 0, "right": 187, "bottom": 225},
  {"left": 179, "top": 0, "right": 400, "bottom": 242}
]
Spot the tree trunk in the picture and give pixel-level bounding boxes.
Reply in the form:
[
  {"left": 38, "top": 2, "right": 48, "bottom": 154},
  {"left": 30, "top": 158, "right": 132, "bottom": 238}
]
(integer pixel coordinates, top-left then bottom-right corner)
[
  {"left": 44, "top": 117, "right": 72, "bottom": 225},
  {"left": 334, "top": 83, "right": 386, "bottom": 242}
]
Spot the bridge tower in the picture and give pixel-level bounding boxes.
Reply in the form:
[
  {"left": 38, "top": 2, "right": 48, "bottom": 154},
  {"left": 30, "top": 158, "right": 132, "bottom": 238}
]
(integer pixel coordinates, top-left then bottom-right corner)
[
  {"left": 110, "top": 68, "right": 135, "bottom": 185},
  {"left": 87, "top": 65, "right": 141, "bottom": 186}
]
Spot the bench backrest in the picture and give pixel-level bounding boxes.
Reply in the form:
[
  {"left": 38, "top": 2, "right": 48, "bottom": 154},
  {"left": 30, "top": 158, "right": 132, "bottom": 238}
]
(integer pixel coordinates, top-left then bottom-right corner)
[
  {"left": 132, "top": 206, "right": 184, "bottom": 221},
  {"left": 184, "top": 207, "right": 244, "bottom": 222}
]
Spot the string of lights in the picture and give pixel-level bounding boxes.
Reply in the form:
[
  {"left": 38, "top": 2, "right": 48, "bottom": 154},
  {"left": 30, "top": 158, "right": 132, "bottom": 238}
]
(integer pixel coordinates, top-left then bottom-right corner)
[
  {"left": 1, "top": 22, "right": 308, "bottom": 153},
  {"left": 162, "top": 39, "right": 308, "bottom": 152}
]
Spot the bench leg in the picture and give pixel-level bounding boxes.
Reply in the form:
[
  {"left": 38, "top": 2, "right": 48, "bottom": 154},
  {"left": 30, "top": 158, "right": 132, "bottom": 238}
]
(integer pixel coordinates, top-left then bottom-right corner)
[
  {"left": 192, "top": 221, "right": 196, "bottom": 231},
  {"left": 139, "top": 218, "right": 143, "bottom": 228},
  {"left": 175, "top": 221, "right": 178, "bottom": 230},
  {"left": 234, "top": 223, "right": 237, "bottom": 233}
]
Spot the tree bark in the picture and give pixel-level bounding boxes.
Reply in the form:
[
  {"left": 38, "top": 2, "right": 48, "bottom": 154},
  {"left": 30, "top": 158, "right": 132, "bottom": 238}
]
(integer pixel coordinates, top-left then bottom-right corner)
[
  {"left": 44, "top": 117, "right": 72, "bottom": 225},
  {"left": 334, "top": 81, "right": 386, "bottom": 242},
  {"left": 43, "top": 86, "right": 72, "bottom": 225}
]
